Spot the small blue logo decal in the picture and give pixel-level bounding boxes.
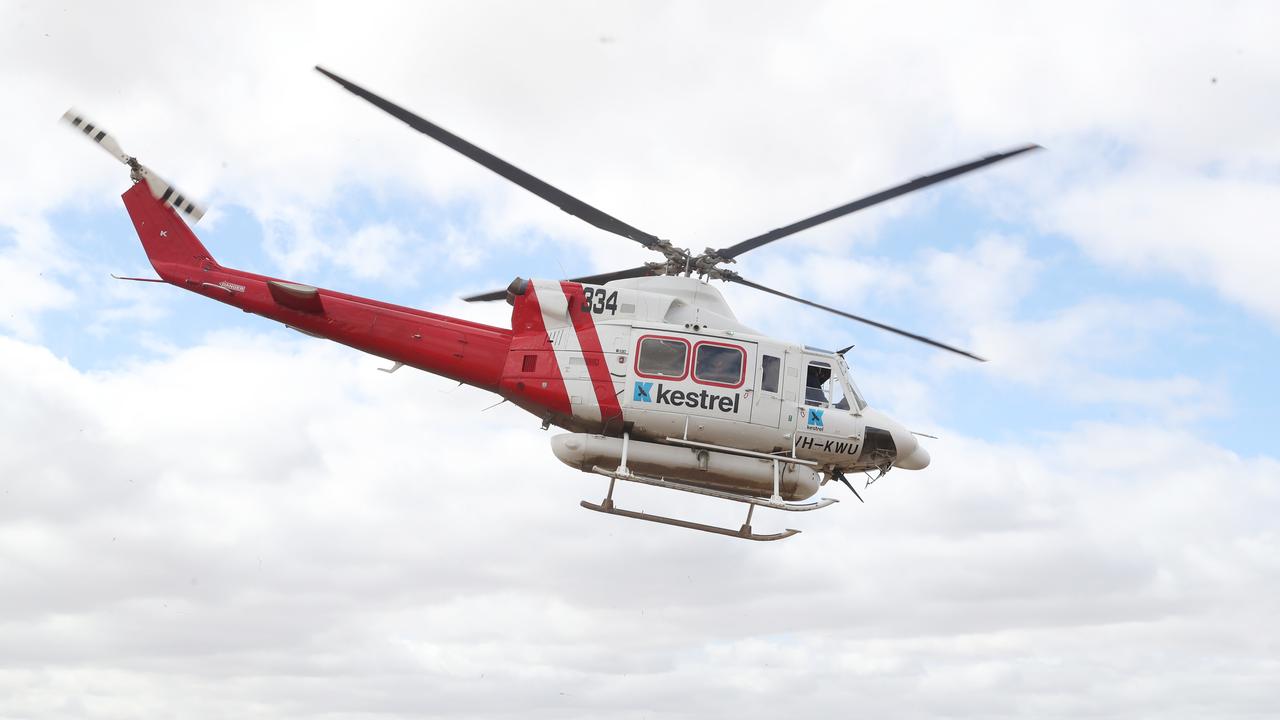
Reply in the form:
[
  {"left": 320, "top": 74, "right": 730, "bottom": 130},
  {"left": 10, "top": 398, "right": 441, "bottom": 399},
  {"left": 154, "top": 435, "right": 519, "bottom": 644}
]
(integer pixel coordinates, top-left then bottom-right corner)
[
  {"left": 806, "top": 408, "right": 824, "bottom": 429},
  {"left": 634, "top": 382, "right": 653, "bottom": 403}
]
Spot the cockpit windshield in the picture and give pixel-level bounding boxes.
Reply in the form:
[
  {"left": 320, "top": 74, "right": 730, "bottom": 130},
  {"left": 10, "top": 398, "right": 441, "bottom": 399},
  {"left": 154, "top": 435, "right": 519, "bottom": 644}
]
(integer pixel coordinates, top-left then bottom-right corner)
[{"left": 839, "top": 356, "right": 868, "bottom": 411}]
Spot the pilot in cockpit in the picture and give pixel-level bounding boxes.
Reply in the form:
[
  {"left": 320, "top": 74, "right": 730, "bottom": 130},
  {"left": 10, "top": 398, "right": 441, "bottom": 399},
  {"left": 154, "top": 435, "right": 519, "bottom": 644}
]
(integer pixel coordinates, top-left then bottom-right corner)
[
  {"left": 806, "top": 360, "right": 852, "bottom": 410},
  {"left": 805, "top": 362, "right": 832, "bottom": 406}
]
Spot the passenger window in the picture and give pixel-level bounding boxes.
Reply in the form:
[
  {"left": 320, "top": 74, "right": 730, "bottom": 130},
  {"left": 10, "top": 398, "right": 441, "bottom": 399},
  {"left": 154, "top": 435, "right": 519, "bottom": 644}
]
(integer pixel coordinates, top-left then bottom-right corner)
[
  {"left": 637, "top": 337, "right": 688, "bottom": 378},
  {"left": 694, "top": 343, "right": 744, "bottom": 385},
  {"left": 805, "top": 361, "right": 831, "bottom": 406},
  {"left": 760, "top": 355, "right": 780, "bottom": 393}
]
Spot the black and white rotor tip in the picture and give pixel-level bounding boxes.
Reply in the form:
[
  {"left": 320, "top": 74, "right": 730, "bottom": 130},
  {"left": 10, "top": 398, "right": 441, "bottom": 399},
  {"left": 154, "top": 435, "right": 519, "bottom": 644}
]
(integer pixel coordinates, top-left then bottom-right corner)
[{"left": 61, "top": 108, "right": 207, "bottom": 223}]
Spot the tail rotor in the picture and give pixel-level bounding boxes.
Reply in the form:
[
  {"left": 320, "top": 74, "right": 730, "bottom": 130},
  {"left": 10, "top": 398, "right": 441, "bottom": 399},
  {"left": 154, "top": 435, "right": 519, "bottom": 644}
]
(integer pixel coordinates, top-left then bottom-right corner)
[{"left": 61, "top": 108, "right": 207, "bottom": 223}]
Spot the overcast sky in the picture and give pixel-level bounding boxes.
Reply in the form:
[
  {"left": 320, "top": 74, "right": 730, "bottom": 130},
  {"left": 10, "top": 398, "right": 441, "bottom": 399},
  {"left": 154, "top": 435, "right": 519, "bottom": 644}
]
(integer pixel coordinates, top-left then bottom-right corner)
[{"left": 3, "top": 1, "right": 1279, "bottom": 718}]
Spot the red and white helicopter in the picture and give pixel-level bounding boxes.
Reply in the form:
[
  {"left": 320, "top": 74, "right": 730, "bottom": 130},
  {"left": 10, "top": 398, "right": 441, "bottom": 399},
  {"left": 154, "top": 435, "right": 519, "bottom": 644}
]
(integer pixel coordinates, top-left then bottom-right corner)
[{"left": 64, "top": 67, "right": 1037, "bottom": 541}]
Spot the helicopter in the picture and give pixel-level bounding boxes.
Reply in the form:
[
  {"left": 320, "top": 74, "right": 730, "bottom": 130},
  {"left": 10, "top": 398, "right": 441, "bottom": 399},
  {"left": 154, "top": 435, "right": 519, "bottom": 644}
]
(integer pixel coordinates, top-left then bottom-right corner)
[{"left": 63, "top": 67, "right": 1038, "bottom": 541}]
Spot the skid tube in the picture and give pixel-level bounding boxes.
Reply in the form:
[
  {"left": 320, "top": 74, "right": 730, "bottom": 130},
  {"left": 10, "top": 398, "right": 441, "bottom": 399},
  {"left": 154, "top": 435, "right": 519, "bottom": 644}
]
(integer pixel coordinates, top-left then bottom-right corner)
[{"left": 580, "top": 463, "right": 838, "bottom": 542}]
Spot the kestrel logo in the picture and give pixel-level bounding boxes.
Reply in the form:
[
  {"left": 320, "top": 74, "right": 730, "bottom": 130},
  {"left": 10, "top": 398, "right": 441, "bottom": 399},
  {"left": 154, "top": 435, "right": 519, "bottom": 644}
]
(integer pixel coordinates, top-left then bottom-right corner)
[
  {"left": 806, "top": 408, "right": 824, "bottom": 429},
  {"left": 631, "top": 381, "right": 741, "bottom": 413}
]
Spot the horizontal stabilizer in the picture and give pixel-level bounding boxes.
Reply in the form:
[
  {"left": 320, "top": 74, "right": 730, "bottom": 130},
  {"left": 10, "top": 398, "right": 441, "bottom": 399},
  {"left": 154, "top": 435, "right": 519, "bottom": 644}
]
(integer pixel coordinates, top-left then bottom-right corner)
[{"left": 268, "top": 280, "right": 324, "bottom": 314}]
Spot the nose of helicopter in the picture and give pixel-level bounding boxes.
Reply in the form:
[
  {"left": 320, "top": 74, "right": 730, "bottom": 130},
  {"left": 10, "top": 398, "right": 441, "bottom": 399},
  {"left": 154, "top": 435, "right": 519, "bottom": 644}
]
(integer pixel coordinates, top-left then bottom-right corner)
[
  {"left": 888, "top": 420, "right": 930, "bottom": 470},
  {"left": 896, "top": 436, "right": 931, "bottom": 470}
]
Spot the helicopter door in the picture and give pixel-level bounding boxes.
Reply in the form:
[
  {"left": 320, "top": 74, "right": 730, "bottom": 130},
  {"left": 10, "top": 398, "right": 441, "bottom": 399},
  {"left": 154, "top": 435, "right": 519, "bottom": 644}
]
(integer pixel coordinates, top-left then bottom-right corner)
[
  {"left": 795, "top": 357, "right": 851, "bottom": 436},
  {"left": 749, "top": 346, "right": 785, "bottom": 428}
]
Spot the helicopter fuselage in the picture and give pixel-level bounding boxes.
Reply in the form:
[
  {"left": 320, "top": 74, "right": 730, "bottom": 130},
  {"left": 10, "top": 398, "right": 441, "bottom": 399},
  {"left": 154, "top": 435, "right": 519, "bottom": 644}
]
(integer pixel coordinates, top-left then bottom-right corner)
[
  {"left": 501, "top": 275, "right": 923, "bottom": 474},
  {"left": 121, "top": 182, "right": 926, "bottom": 503}
]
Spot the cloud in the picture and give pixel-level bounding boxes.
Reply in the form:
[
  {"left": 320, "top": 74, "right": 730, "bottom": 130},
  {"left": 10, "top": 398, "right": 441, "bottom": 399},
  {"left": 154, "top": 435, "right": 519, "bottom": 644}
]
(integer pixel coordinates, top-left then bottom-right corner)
[
  {"left": 3, "top": 0, "right": 1276, "bottom": 347},
  {"left": 732, "top": 232, "right": 1224, "bottom": 425},
  {"left": 4, "top": 2, "right": 1280, "bottom": 717},
  {"left": 1042, "top": 169, "right": 1280, "bottom": 325},
  {"left": 1, "top": 333, "right": 1278, "bottom": 718}
]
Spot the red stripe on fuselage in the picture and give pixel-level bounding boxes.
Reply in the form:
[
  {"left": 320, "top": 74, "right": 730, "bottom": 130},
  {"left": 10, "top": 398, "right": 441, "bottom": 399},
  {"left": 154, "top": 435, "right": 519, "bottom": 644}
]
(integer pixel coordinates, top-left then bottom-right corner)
[
  {"left": 503, "top": 281, "right": 572, "bottom": 416},
  {"left": 561, "top": 281, "right": 624, "bottom": 429}
]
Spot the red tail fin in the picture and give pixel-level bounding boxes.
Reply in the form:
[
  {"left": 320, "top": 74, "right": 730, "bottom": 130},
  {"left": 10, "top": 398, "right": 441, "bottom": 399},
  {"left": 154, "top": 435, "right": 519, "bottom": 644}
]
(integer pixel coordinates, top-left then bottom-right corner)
[{"left": 121, "top": 181, "right": 217, "bottom": 281}]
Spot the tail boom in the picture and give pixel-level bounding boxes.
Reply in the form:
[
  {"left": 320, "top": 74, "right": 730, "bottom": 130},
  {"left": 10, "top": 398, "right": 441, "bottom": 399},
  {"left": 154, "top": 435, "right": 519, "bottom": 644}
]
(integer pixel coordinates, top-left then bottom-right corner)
[{"left": 121, "top": 182, "right": 512, "bottom": 391}]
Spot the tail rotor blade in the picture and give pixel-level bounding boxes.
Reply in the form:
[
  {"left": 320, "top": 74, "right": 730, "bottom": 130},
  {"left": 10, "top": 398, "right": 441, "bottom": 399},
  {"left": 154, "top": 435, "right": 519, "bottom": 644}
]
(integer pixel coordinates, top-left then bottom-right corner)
[
  {"left": 62, "top": 108, "right": 207, "bottom": 223},
  {"left": 137, "top": 166, "right": 207, "bottom": 222},
  {"left": 61, "top": 109, "right": 132, "bottom": 164}
]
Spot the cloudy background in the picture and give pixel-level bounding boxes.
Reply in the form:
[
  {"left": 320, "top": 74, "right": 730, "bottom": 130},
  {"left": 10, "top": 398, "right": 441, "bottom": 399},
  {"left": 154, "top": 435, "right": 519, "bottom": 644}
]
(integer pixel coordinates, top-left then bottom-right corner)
[{"left": 3, "top": 1, "right": 1279, "bottom": 717}]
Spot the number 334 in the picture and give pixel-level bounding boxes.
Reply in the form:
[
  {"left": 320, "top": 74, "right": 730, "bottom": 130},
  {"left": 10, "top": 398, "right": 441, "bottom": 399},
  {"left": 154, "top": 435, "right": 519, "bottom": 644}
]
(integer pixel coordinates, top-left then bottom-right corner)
[{"left": 581, "top": 287, "right": 618, "bottom": 315}]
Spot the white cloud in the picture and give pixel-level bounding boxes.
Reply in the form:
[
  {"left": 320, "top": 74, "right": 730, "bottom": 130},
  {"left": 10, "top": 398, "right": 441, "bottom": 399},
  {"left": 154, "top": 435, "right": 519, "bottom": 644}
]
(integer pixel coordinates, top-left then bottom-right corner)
[
  {"left": 1, "top": 334, "right": 1278, "bottom": 718},
  {"left": 735, "top": 233, "right": 1223, "bottom": 425},
  {"left": 1042, "top": 169, "right": 1280, "bottom": 325},
  {"left": 0, "top": 217, "right": 75, "bottom": 337},
  {"left": 922, "top": 235, "right": 1041, "bottom": 325},
  {"left": 4, "top": 2, "right": 1280, "bottom": 717},
  {"left": 7, "top": 0, "right": 1276, "bottom": 301}
]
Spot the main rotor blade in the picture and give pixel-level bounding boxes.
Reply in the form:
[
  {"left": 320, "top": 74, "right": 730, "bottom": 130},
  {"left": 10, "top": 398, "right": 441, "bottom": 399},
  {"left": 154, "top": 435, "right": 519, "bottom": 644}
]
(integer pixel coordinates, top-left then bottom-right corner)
[
  {"left": 316, "top": 66, "right": 664, "bottom": 250},
  {"left": 728, "top": 275, "right": 986, "bottom": 361},
  {"left": 715, "top": 144, "right": 1040, "bottom": 260},
  {"left": 567, "top": 265, "right": 658, "bottom": 286},
  {"left": 462, "top": 265, "right": 656, "bottom": 302},
  {"left": 461, "top": 287, "right": 516, "bottom": 302}
]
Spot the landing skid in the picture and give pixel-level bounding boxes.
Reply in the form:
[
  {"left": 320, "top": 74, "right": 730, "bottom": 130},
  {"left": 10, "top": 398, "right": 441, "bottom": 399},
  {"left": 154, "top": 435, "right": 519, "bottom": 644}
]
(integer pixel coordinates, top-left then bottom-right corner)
[
  {"left": 581, "top": 499, "right": 799, "bottom": 541},
  {"left": 582, "top": 462, "right": 838, "bottom": 542},
  {"left": 589, "top": 466, "right": 838, "bottom": 512}
]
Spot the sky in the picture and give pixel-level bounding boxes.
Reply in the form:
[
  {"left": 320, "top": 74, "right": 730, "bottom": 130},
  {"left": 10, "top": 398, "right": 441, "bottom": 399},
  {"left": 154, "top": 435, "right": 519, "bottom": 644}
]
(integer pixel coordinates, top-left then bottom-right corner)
[{"left": 2, "top": 1, "right": 1279, "bottom": 718}]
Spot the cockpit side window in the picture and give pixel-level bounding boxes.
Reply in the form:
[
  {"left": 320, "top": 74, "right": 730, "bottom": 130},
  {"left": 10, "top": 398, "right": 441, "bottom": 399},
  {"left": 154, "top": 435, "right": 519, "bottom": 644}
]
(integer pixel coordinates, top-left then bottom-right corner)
[
  {"left": 808, "top": 358, "right": 860, "bottom": 410},
  {"left": 805, "top": 361, "right": 832, "bottom": 406}
]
